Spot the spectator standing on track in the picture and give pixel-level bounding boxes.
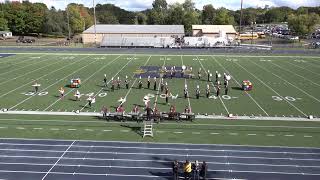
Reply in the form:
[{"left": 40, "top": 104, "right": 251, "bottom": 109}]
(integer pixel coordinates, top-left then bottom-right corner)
[
  {"left": 184, "top": 160, "right": 192, "bottom": 180},
  {"left": 192, "top": 160, "right": 200, "bottom": 180},
  {"left": 200, "top": 161, "right": 207, "bottom": 180},
  {"left": 172, "top": 160, "right": 179, "bottom": 180}
]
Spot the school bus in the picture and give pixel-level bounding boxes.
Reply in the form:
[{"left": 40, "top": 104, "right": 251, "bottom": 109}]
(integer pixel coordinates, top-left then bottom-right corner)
[{"left": 239, "top": 33, "right": 259, "bottom": 40}]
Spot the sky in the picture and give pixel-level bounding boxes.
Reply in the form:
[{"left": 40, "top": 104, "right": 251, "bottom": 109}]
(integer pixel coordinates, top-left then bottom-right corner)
[{"left": 1, "top": 0, "right": 320, "bottom": 11}]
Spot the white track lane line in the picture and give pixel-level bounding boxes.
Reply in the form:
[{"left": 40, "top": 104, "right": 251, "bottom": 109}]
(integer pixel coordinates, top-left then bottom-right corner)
[
  {"left": 235, "top": 61, "right": 308, "bottom": 117},
  {"left": 43, "top": 55, "right": 122, "bottom": 111},
  {"left": 41, "top": 140, "right": 75, "bottom": 180},
  {"left": 197, "top": 56, "right": 230, "bottom": 114},
  {"left": 9, "top": 55, "right": 94, "bottom": 110},
  {"left": 213, "top": 56, "right": 269, "bottom": 116}
]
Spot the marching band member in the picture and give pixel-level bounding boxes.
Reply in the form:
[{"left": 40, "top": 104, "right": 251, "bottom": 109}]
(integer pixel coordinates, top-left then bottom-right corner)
[
  {"left": 59, "top": 87, "right": 65, "bottom": 99},
  {"left": 143, "top": 95, "right": 150, "bottom": 107},
  {"left": 87, "top": 96, "right": 94, "bottom": 108},
  {"left": 132, "top": 105, "right": 139, "bottom": 113},
  {"left": 170, "top": 67, "right": 174, "bottom": 79},
  {"left": 173, "top": 66, "right": 176, "bottom": 77},
  {"left": 32, "top": 81, "right": 40, "bottom": 93},
  {"left": 160, "top": 78, "right": 164, "bottom": 92},
  {"left": 153, "top": 77, "right": 157, "bottom": 91},
  {"left": 196, "top": 85, "right": 200, "bottom": 99},
  {"left": 216, "top": 85, "right": 221, "bottom": 97},
  {"left": 147, "top": 76, "right": 151, "bottom": 89},
  {"left": 225, "top": 86, "right": 229, "bottom": 95},
  {"left": 198, "top": 68, "right": 202, "bottom": 79},
  {"left": 138, "top": 76, "right": 142, "bottom": 89},
  {"left": 184, "top": 105, "right": 191, "bottom": 113},
  {"left": 189, "top": 66, "right": 193, "bottom": 78},
  {"left": 125, "top": 75, "right": 129, "bottom": 89},
  {"left": 163, "top": 66, "right": 167, "bottom": 78},
  {"left": 184, "top": 84, "right": 188, "bottom": 99},
  {"left": 111, "top": 77, "right": 115, "bottom": 92},
  {"left": 75, "top": 90, "right": 81, "bottom": 101},
  {"left": 216, "top": 71, "right": 219, "bottom": 83},
  {"left": 118, "top": 97, "right": 126, "bottom": 106},
  {"left": 206, "top": 84, "right": 210, "bottom": 98},
  {"left": 207, "top": 70, "right": 210, "bottom": 82},
  {"left": 103, "top": 74, "right": 108, "bottom": 87},
  {"left": 165, "top": 89, "right": 170, "bottom": 104},
  {"left": 117, "top": 76, "right": 121, "bottom": 89}
]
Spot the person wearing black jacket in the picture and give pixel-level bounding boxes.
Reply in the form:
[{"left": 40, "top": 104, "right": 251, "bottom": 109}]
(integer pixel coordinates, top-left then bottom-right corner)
[
  {"left": 145, "top": 106, "right": 153, "bottom": 121},
  {"left": 200, "top": 161, "right": 207, "bottom": 180},
  {"left": 172, "top": 160, "right": 179, "bottom": 180}
]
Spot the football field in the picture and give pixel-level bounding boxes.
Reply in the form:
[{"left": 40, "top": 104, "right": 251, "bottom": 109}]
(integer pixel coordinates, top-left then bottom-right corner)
[{"left": 0, "top": 53, "right": 320, "bottom": 118}]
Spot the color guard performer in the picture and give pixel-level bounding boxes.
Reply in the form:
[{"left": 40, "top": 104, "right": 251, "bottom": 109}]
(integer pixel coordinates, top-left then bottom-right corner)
[
  {"left": 196, "top": 85, "right": 200, "bottom": 99},
  {"left": 160, "top": 78, "right": 164, "bottom": 92},
  {"left": 216, "top": 85, "right": 221, "bottom": 97},
  {"left": 58, "top": 87, "right": 64, "bottom": 99},
  {"left": 147, "top": 76, "right": 151, "bottom": 89},
  {"left": 74, "top": 90, "right": 81, "bottom": 101},
  {"left": 138, "top": 76, "right": 142, "bottom": 89},
  {"left": 153, "top": 77, "right": 157, "bottom": 91},
  {"left": 198, "top": 68, "right": 202, "bottom": 79}
]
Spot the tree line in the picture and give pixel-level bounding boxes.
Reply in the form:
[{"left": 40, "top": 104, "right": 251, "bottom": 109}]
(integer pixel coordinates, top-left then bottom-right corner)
[{"left": 0, "top": 0, "right": 319, "bottom": 38}]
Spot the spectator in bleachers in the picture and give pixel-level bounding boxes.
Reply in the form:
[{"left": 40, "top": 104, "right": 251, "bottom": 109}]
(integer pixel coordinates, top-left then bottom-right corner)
[
  {"left": 184, "top": 160, "right": 192, "bottom": 180},
  {"left": 172, "top": 160, "right": 179, "bottom": 180},
  {"left": 192, "top": 160, "right": 200, "bottom": 180},
  {"left": 200, "top": 161, "right": 207, "bottom": 180}
]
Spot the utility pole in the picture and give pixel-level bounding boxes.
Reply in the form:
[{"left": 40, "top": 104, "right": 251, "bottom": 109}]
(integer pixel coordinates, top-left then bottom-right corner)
[{"left": 239, "top": 0, "right": 243, "bottom": 33}]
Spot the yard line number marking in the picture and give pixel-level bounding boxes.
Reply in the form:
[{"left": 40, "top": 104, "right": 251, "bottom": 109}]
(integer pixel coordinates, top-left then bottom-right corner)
[
  {"left": 272, "top": 96, "right": 302, "bottom": 102},
  {"left": 21, "top": 92, "right": 108, "bottom": 98}
]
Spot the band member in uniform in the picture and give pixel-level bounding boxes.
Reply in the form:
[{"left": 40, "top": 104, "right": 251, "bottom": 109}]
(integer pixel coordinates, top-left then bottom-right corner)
[
  {"left": 147, "top": 76, "right": 151, "bottom": 89},
  {"left": 87, "top": 96, "right": 95, "bottom": 108},
  {"left": 184, "top": 84, "right": 188, "bottom": 99},
  {"left": 216, "top": 85, "right": 221, "bottom": 97},
  {"left": 145, "top": 106, "right": 153, "bottom": 121},
  {"left": 160, "top": 78, "right": 164, "bottom": 92},
  {"left": 125, "top": 76, "right": 129, "bottom": 89},
  {"left": 198, "top": 68, "right": 202, "bottom": 79},
  {"left": 59, "top": 87, "right": 65, "bottom": 99},
  {"left": 206, "top": 84, "right": 210, "bottom": 98},
  {"left": 33, "top": 81, "right": 40, "bottom": 93},
  {"left": 169, "top": 105, "right": 176, "bottom": 119},
  {"left": 101, "top": 105, "right": 108, "bottom": 119},
  {"left": 163, "top": 66, "right": 167, "bottom": 78},
  {"left": 138, "top": 76, "right": 142, "bottom": 89},
  {"left": 207, "top": 70, "right": 210, "bottom": 82},
  {"left": 132, "top": 105, "right": 139, "bottom": 113},
  {"left": 111, "top": 77, "right": 115, "bottom": 92},
  {"left": 173, "top": 66, "right": 176, "bottom": 77},
  {"left": 75, "top": 90, "right": 81, "bottom": 101},
  {"left": 153, "top": 77, "right": 157, "bottom": 90},
  {"left": 153, "top": 105, "right": 160, "bottom": 123},
  {"left": 117, "top": 76, "right": 121, "bottom": 89},
  {"left": 196, "top": 85, "right": 200, "bottom": 99},
  {"left": 215, "top": 71, "right": 219, "bottom": 83},
  {"left": 103, "top": 74, "right": 108, "bottom": 87},
  {"left": 165, "top": 90, "right": 170, "bottom": 104},
  {"left": 170, "top": 67, "right": 174, "bottom": 79},
  {"left": 189, "top": 66, "right": 193, "bottom": 78}
]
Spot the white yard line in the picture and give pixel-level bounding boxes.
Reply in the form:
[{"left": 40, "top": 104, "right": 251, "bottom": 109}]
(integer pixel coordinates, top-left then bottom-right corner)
[
  {"left": 41, "top": 140, "right": 75, "bottom": 180},
  {"left": 212, "top": 56, "right": 269, "bottom": 116},
  {"left": 235, "top": 61, "right": 308, "bottom": 117},
  {"left": 270, "top": 61, "right": 320, "bottom": 87},
  {"left": 252, "top": 61, "right": 320, "bottom": 103},
  {"left": 9, "top": 55, "right": 95, "bottom": 110},
  {"left": 114, "top": 55, "right": 152, "bottom": 110},
  {"left": 44, "top": 55, "right": 122, "bottom": 111},
  {"left": 285, "top": 61, "right": 320, "bottom": 76},
  {"left": 79, "top": 56, "right": 135, "bottom": 111},
  {"left": 0, "top": 55, "right": 48, "bottom": 77},
  {"left": 0, "top": 56, "right": 62, "bottom": 86},
  {"left": 197, "top": 56, "right": 230, "bottom": 114},
  {"left": 180, "top": 55, "right": 192, "bottom": 111},
  {"left": 153, "top": 56, "right": 166, "bottom": 108}
]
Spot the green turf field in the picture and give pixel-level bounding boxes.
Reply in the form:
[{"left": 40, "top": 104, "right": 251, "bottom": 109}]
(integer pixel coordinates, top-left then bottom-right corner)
[
  {"left": 0, "top": 53, "right": 319, "bottom": 118},
  {"left": 1, "top": 52, "right": 320, "bottom": 147}
]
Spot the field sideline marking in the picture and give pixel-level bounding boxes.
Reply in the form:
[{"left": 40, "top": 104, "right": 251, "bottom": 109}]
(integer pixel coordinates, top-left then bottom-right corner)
[
  {"left": 1, "top": 118, "right": 320, "bottom": 129},
  {"left": 0, "top": 53, "right": 35, "bottom": 65},
  {"left": 197, "top": 56, "right": 230, "bottom": 114},
  {"left": 9, "top": 55, "right": 94, "bottom": 110},
  {"left": 43, "top": 55, "right": 122, "bottom": 111},
  {"left": 213, "top": 56, "right": 269, "bottom": 116},
  {"left": 181, "top": 55, "right": 192, "bottom": 112},
  {"left": 153, "top": 56, "right": 166, "bottom": 109},
  {"left": 252, "top": 61, "right": 320, "bottom": 103},
  {"left": 41, "top": 140, "right": 75, "bottom": 180},
  {"left": 0, "top": 57, "right": 80, "bottom": 98},
  {"left": 79, "top": 55, "right": 138, "bottom": 111},
  {"left": 1, "top": 52, "right": 320, "bottom": 58},
  {"left": 234, "top": 61, "right": 308, "bottom": 117}
]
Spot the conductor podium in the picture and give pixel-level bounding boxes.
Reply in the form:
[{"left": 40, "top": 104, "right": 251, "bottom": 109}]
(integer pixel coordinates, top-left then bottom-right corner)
[{"left": 70, "top": 78, "right": 81, "bottom": 88}]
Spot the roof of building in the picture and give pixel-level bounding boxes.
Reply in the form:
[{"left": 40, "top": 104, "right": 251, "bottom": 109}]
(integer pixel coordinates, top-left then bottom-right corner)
[
  {"left": 83, "top": 25, "right": 185, "bottom": 34},
  {"left": 192, "top": 25, "right": 237, "bottom": 34}
]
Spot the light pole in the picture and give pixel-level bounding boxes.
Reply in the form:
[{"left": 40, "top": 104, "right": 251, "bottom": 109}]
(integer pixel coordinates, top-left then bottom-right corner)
[
  {"left": 251, "top": 21, "right": 256, "bottom": 45},
  {"left": 93, "top": 0, "right": 97, "bottom": 46},
  {"left": 239, "top": 0, "right": 243, "bottom": 33}
]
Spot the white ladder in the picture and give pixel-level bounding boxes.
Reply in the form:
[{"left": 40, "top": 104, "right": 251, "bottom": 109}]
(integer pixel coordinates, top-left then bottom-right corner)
[{"left": 143, "top": 121, "right": 153, "bottom": 138}]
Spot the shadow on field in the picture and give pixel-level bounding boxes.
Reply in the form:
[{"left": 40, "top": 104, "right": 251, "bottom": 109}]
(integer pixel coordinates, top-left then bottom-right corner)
[
  {"left": 231, "top": 87, "right": 242, "bottom": 91},
  {"left": 120, "top": 124, "right": 143, "bottom": 136}
]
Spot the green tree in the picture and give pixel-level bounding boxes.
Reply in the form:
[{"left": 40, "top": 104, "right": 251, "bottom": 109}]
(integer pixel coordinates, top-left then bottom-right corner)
[
  {"left": 182, "top": 0, "right": 200, "bottom": 35},
  {"left": 288, "top": 13, "right": 320, "bottom": 38},
  {"left": 0, "top": 12, "right": 8, "bottom": 31},
  {"left": 166, "top": 3, "right": 184, "bottom": 25},
  {"left": 136, "top": 12, "right": 147, "bottom": 25},
  {"left": 147, "top": 0, "right": 167, "bottom": 24},
  {"left": 215, "top": 7, "right": 235, "bottom": 25},
  {"left": 202, "top": 4, "right": 216, "bottom": 24}
]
